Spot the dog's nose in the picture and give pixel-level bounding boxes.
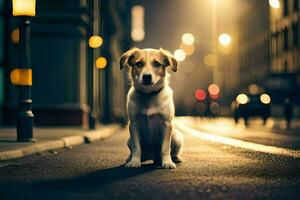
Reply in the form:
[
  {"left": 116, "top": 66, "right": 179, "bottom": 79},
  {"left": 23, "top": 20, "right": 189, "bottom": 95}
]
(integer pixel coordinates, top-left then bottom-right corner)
[{"left": 142, "top": 74, "right": 152, "bottom": 85}]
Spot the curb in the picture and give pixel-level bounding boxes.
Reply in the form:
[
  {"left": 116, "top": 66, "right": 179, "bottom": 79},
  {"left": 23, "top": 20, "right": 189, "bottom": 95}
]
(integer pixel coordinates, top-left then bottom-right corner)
[{"left": 0, "top": 125, "right": 121, "bottom": 161}]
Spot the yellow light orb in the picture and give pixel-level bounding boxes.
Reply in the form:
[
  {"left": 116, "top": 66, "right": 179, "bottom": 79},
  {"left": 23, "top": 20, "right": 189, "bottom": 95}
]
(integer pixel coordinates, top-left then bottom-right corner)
[
  {"left": 88, "top": 36, "right": 103, "bottom": 48},
  {"left": 236, "top": 94, "right": 249, "bottom": 104},
  {"left": 204, "top": 54, "right": 216, "bottom": 67},
  {"left": 248, "top": 84, "right": 259, "bottom": 95},
  {"left": 95, "top": 57, "right": 107, "bottom": 69},
  {"left": 218, "top": 33, "right": 231, "bottom": 46},
  {"left": 12, "top": 0, "right": 36, "bottom": 16},
  {"left": 173, "top": 49, "right": 186, "bottom": 62},
  {"left": 182, "top": 33, "right": 195, "bottom": 45},
  {"left": 269, "top": 0, "right": 280, "bottom": 8},
  {"left": 208, "top": 84, "right": 220, "bottom": 96},
  {"left": 180, "top": 43, "right": 195, "bottom": 56},
  {"left": 260, "top": 94, "right": 271, "bottom": 104}
]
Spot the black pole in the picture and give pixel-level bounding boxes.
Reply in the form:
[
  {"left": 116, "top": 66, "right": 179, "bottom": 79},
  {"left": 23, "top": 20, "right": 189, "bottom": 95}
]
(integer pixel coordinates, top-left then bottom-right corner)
[{"left": 17, "top": 17, "right": 34, "bottom": 142}]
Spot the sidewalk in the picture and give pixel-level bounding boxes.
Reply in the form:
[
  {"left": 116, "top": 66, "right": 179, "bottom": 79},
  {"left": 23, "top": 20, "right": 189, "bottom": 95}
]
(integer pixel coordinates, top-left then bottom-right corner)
[{"left": 0, "top": 125, "right": 121, "bottom": 161}]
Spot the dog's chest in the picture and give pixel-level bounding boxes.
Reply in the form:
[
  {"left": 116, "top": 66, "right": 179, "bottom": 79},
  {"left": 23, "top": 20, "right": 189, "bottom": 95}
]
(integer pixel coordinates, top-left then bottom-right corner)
[{"left": 128, "top": 91, "right": 174, "bottom": 121}]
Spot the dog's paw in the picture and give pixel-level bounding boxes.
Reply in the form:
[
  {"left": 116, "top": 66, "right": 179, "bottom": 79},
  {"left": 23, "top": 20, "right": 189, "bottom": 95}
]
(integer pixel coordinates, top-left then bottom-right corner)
[
  {"left": 161, "top": 161, "right": 176, "bottom": 169},
  {"left": 125, "top": 160, "right": 141, "bottom": 168},
  {"left": 172, "top": 156, "right": 183, "bottom": 163}
]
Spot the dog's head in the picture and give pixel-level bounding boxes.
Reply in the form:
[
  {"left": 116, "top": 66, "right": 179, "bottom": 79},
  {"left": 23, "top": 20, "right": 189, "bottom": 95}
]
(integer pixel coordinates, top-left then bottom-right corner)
[{"left": 119, "top": 48, "right": 178, "bottom": 93}]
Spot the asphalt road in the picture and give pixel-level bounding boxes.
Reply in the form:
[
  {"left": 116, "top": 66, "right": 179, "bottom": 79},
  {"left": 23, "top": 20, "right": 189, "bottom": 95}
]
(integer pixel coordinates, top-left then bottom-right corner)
[{"left": 0, "top": 122, "right": 300, "bottom": 200}]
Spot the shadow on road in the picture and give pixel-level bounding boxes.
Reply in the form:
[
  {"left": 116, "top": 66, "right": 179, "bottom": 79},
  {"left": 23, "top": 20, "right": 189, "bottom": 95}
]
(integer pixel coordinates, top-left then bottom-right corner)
[{"left": 33, "top": 164, "right": 156, "bottom": 191}]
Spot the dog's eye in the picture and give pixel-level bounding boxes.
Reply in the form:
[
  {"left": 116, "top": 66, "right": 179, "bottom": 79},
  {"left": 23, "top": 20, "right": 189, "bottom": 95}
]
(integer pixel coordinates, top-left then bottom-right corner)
[
  {"left": 153, "top": 61, "right": 162, "bottom": 68},
  {"left": 135, "top": 61, "right": 144, "bottom": 68}
]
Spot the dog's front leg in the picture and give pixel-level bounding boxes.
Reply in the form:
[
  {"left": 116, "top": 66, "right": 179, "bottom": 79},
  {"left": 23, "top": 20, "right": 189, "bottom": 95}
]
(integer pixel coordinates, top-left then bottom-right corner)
[
  {"left": 125, "top": 122, "right": 142, "bottom": 168},
  {"left": 161, "top": 121, "right": 176, "bottom": 169}
]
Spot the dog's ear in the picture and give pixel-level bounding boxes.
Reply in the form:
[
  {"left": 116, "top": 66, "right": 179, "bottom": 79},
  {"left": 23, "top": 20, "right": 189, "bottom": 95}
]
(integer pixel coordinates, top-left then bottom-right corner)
[
  {"left": 159, "top": 48, "right": 178, "bottom": 72},
  {"left": 119, "top": 47, "right": 140, "bottom": 70}
]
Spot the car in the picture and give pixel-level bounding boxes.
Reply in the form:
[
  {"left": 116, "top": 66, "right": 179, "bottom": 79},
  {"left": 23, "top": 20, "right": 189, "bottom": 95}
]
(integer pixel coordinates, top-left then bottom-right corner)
[{"left": 233, "top": 93, "right": 271, "bottom": 126}]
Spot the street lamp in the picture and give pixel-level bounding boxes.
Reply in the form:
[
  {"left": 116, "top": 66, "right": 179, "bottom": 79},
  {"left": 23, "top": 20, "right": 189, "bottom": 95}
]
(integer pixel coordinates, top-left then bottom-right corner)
[
  {"left": 269, "top": 0, "right": 280, "bottom": 9},
  {"left": 12, "top": 0, "right": 36, "bottom": 141},
  {"left": 218, "top": 33, "right": 231, "bottom": 46}
]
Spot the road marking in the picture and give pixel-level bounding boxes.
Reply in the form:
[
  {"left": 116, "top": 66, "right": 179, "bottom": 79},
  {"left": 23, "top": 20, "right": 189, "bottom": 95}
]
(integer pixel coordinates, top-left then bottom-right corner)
[{"left": 175, "top": 123, "right": 300, "bottom": 159}]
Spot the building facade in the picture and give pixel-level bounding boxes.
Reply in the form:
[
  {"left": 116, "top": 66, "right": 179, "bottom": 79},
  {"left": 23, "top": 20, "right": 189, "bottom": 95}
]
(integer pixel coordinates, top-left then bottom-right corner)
[
  {"left": 268, "top": 0, "right": 300, "bottom": 104},
  {"left": 237, "top": 1, "right": 270, "bottom": 94},
  {"left": 0, "top": 0, "right": 132, "bottom": 127}
]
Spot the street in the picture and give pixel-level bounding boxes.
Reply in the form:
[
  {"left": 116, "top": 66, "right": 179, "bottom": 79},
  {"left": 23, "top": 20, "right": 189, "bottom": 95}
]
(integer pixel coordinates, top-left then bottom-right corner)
[{"left": 1, "top": 118, "right": 300, "bottom": 200}]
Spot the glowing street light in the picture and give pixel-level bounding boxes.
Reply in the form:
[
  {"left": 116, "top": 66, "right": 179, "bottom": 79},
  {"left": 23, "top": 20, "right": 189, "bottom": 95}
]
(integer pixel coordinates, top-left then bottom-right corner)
[
  {"left": 173, "top": 49, "right": 186, "bottom": 62},
  {"left": 13, "top": 0, "right": 36, "bottom": 16},
  {"left": 12, "top": 0, "right": 36, "bottom": 141},
  {"left": 182, "top": 33, "right": 195, "bottom": 45},
  {"left": 131, "top": 5, "right": 145, "bottom": 42},
  {"left": 260, "top": 94, "right": 271, "bottom": 104},
  {"left": 88, "top": 36, "right": 103, "bottom": 48},
  {"left": 269, "top": 0, "right": 280, "bottom": 9},
  {"left": 236, "top": 94, "right": 249, "bottom": 105},
  {"left": 218, "top": 33, "right": 231, "bottom": 46},
  {"left": 95, "top": 57, "right": 107, "bottom": 69}
]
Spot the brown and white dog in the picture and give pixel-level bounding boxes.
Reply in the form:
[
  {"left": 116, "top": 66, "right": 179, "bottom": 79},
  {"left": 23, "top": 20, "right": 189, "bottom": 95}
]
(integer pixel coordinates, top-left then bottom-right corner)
[{"left": 119, "top": 47, "right": 183, "bottom": 169}]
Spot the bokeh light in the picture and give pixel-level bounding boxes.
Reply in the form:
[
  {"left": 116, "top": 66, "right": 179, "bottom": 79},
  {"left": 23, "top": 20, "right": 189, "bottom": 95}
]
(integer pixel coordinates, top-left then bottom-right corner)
[
  {"left": 95, "top": 57, "right": 107, "bottom": 69},
  {"left": 131, "top": 5, "right": 145, "bottom": 42},
  {"left": 260, "top": 94, "right": 271, "bottom": 104},
  {"left": 269, "top": 0, "right": 280, "bottom": 8},
  {"left": 174, "top": 49, "right": 186, "bottom": 62},
  {"left": 204, "top": 54, "right": 216, "bottom": 67},
  {"left": 88, "top": 36, "right": 103, "bottom": 48},
  {"left": 208, "top": 84, "right": 220, "bottom": 96},
  {"left": 236, "top": 94, "right": 249, "bottom": 104},
  {"left": 180, "top": 43, "right": 195, "bottom": 56},
  {"left": 218, "top": 33, "right": 231, "bottom": 46},
  {"left": 195, "top": 89, "right": 206, "bottom": 101},
  {"left": 248, "top": 84, "right": 259, "bottom": 95},
  {"left": 182, "top": 33, "right": 195, "bottom": 45}
]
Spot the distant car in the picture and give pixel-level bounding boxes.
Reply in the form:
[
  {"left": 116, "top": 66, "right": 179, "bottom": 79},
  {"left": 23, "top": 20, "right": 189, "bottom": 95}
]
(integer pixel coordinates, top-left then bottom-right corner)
[{"left": 233, "top": 93, "right": 271, "bottom": 126}]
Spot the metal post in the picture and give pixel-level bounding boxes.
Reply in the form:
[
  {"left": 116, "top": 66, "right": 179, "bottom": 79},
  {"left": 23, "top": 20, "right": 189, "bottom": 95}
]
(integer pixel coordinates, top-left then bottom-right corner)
[{"left": 17, "top": 17, "right": 34, "bottom": 142}]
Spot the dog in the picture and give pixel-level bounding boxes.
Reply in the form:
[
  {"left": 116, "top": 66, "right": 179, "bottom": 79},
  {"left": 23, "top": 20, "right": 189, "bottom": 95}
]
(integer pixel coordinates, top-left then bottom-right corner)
[{"left": 119, "top": 47, "right": 183, "bottom": 169}]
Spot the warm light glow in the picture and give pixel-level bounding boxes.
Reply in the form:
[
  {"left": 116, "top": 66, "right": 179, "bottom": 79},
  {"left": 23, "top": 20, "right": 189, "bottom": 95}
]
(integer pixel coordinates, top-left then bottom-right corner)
[
  {"left": 131, "top": 29, "right": 145, "bottom": 42},
  {"left": 218, "top": 33, "right": 231, "bottom": 46},
  {"left": 176, "top": 123, "right": 300, "bottom": 159},
  {"left": 236, "top": 94, "right": 249, "bottom": 104},
  {"left": 95, "top": 57, "right": 107, "bottom": 69},
  {"left": 12, "top": 0, "right": 36, "bottom": 16},
  {"left": 10, "top": 69, "right": 32, "bottom": 86},
  {"left": 195, "top": 89, "right": 206, "bottom": 101},
  {"left": 208, "top": 84, "right": 220, "bottom": 96},
  {"left": 173, "top": 49, "right": 186, "bottom": 62},
  {"left": 88, "top": 36, "right": 103, "bottom": 48},
  {"left": 182, "top": 33, "right": 195, "bottom": 45},
  {"left": 260, "top": 94, "right": 271, "bottom": 104},
  {"left": 248, "top": 84, "right": 259, "bottom": 95},
  {"left": 11, "top": 28, "right": 20, "bottom": 44},
  {"left": 269, "top": 0, "right": 280, "bottom": 8},
  {"left": 204, "top": 54, "right": 216, "bottom": 67},
  {"left": 180, "top": 43, "right": 195, "bottom": 56},
  {"left": 131, "top": 5, "right": 145, "bottom": 42}
]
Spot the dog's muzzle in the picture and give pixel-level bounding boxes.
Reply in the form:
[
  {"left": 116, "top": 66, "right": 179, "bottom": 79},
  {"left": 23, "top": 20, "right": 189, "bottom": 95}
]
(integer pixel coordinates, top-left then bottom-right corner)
[{"left": 142, "top": 74, "right": 153, "bottom": 85}]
